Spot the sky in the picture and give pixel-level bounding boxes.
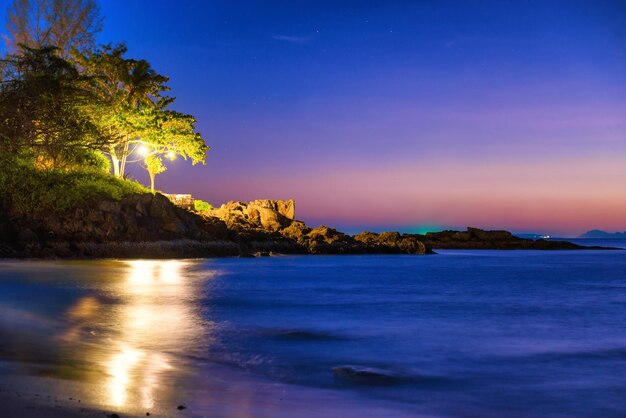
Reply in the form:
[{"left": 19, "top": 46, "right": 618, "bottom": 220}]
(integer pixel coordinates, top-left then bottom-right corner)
[{"left": 2, "top": 0, "right": 626, "bottom": 236}]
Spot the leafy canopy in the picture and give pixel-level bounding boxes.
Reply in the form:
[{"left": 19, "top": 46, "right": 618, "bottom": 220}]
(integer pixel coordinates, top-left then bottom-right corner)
[{"left": 0, "top": 45, "right": 113, "bottom": 169}]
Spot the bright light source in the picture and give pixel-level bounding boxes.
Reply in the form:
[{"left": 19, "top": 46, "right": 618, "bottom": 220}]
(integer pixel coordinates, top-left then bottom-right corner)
[
  {"left": 137, "top": 145, "right": 149, "bottom": 156},
  {"left": 166, "top": 152, "right": 176, "bottom": 160}
]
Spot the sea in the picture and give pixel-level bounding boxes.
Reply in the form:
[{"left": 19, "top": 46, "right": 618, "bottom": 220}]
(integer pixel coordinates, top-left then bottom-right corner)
[{"left": 0, "top": 239, "right": 625, "bottom": 417}]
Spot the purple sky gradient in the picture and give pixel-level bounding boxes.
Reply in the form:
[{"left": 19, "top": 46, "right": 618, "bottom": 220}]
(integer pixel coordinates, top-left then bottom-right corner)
[{"left": 1, "top": 0, "right": 624, "bottom": 236}]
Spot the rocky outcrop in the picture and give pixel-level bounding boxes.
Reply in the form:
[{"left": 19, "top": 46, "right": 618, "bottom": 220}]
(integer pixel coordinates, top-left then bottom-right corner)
[
  {"left": 354, "top": 231, "right": 428, "bottom": 254},
  {"left": 201, "top": 200, "right": 432, "bottom": 255},
  {"left": 0, "top": 195, "right": 432, "bottom": 257},
  {"left": 0, "top": 195, "right": 609, "bottom": 259},
  {"left": 1, "top": 193, "right": 234, "bottom": 258},
  {"left": 416, "top": 227, "right": 586, "bottom": 250},
  {"left": 206, "top": 199, "right": 295, "bottom": 231}
]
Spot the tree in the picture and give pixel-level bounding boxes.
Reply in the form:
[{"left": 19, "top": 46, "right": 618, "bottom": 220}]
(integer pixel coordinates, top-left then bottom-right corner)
[
  {"left": 0, "top": 45, "right": 112, "bottom": 169},
  {"left": 73, "top": 44, "right": 171, "bottom": 177},
  {"left": 4, "top": 0, "right": 103, "bottom": 57},
  {"left": 144, "top": 154, "right": 166, "bottom": 192},
  {"left": 138, "top": 110, "right": 208, "bottom": 192},
  {"left": 144, "top": 110, "right": 208, "bottom": 164}
]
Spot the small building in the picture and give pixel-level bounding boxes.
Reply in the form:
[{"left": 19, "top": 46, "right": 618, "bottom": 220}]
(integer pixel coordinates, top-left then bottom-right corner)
[{"left": 163, "top": 193, "right": 194, "bottom": 210}]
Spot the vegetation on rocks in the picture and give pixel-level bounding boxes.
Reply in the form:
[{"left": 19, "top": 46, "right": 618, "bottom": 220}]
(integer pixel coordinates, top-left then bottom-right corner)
[
  {"left": 194, "top": 199, "right": 213, "bottom": 212},
  {"left": 0, "top": 0, "right": 209, "bottom": 210},
  {"left": 0, "top": 161, "right": 148, "bottom": 215}
]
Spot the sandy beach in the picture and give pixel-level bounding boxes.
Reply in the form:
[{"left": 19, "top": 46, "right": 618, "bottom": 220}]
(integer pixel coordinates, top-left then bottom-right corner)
[{"left": 0, "top": 369, "right": 421, "bottom": 418}]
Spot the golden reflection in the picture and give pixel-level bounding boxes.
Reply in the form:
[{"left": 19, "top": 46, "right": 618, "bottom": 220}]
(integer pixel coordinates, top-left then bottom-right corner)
[
  {"left": 66, "top": 296, "right": 100, "bottom": 320},
  {"left": 59, "top": 296, "right": 101, "bottom": 343},
  {"left": 107, "top": 346, "right": 144, "bottom": 406},
  {"left": 103, "top": 259, "right": 198, "bottom": 409},
  {"left": 62, "top": 259, "right": 206, "bottom": 410}
]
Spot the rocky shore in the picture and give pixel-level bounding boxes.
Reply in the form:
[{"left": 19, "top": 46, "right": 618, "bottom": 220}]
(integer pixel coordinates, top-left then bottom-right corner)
[{"left": 0, "top": 194, "right": 602, "bottom": 258}]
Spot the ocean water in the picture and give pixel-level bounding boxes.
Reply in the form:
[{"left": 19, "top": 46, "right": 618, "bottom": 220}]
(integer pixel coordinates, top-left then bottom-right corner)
[{"left": 0, "top": 245, "right": 625, "bottom": 417}]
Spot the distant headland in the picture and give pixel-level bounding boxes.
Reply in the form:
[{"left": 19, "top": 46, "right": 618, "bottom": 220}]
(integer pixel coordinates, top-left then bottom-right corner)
[{"left": 578, "top": 230, "right": 626, "bottom": 239}]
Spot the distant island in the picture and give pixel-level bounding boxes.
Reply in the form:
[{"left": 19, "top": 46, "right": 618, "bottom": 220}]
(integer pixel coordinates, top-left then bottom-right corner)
[{"left": 578, "top": 230, "right": 626, "bottom": 239}]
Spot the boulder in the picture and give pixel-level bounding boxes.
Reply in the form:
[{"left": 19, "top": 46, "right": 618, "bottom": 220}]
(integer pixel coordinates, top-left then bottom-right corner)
[
  {"left": 207, "top": 199, "right": 295, "bottom": 231},
  {"left": 281, "top": 221, "right": 311, "bottom": 240},
  {"left": 354, "top": 231, "right": 429, "bottom": 254},
  {"left": 249, "top": 199, "right": 295, "bottom": 220}
]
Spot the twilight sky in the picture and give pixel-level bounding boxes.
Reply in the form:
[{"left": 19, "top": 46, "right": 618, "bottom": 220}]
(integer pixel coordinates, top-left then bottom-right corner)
[{"left": 3, "top": 0, "right": 626, "bottom": 236}]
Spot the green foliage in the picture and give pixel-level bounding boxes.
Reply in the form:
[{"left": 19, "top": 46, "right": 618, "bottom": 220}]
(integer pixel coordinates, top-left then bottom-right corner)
[
  {"left": 194, "top": 199, "right": 213, "bottom": 212},
  {"left": 144, "top": 154, "right": 166, "bottom": 176},
  {"left": 78, "top": 150, "right": 111, "bottom": 173},
  {"left": 73, "top": 44, "right": 174, "bottom": 177},
  {"left": 142, "top": 110, "right": 209, "bottom": 165},
  {"left": 0, "top": 12, "right": 210, "bottom": 195},
  {"left": 0, "top": 46, "right": 113, "bottom": 168},
  {"left": 0, "top": 160, "right": 148, "bottom": 215},
  {"left": 144, "top": 154, "right": 166, "bottom": 192}
]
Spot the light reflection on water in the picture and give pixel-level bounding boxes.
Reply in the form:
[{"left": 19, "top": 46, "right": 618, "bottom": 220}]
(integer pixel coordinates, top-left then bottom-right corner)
[
  {"left": 4, "top": 252, "right": 626, "bottom": 417},
  {"left": 103, "top": 260, "right": 186, "bottom": 408},
  {"left": 0, "top": 259, "right": 215, "bottom": 411}
]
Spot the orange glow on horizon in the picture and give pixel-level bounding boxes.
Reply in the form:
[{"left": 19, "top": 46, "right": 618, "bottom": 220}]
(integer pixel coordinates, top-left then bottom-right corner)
[{"left": 213, "top": 154, "right": 626, "bottom": 235}]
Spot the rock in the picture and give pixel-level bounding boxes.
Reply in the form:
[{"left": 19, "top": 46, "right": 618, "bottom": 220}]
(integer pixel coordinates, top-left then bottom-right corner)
[
  {"left": 421, "top": 227, "right": 586, "bottom": 250},
  {"left": 249, "top": 199, "right": 295, "bottom": 220},
  {"left": 207, "top": 199, "right": 294, "bottom": 231},
  {"left": 17, "top": 228, "right": 38, "bottom": 246},
  {"left": 281, "top": 221, "right": 311, "bottom": 240},
  {"left": 10, "top": 193, "right": 595, "bottom": 258},
  {"left": 467, "top": 227, "right": 513, "bottom": 241},
  {"left": 308, "top": 226, "right": 346, "bottom": 244},
  {"left": 354, "top": 231, "right": 429, "bottom": 254}
]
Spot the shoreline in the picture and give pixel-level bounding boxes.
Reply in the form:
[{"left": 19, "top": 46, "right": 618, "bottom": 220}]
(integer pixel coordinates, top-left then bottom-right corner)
[
  {"left": 0, "top": 239, "right": 621, "bottom": 261},
  {"left": 0, "top": 244, "right": 621, "bottom": 261},
  {"left": 1, "top": 195, "right": 619, "bottom": 259},
  {"left": 0, "top": 363, "right": 423, "bottom": 418}
]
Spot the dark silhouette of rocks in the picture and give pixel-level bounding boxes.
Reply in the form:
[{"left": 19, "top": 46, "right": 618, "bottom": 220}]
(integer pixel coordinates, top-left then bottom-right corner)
[
  {"left": 417, "top": 227, "right": 593, "bottom": 250},
  {"left": 0, "top": 195, "right": 609, "bottom": 259}
]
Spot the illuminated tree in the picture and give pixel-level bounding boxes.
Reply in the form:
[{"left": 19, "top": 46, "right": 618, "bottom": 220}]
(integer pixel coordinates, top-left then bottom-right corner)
[
  {"left": 138, "top": 110, "right": 208, "bottom": 191},
  {"left": 144, "top": 154, "right": 165, "bottom": 192},
  {"left": 74, "top": 44, "right": 171, "bottom": 177},
  {"left": 144, "top": 110, "right": 208, "bottom": 164}
]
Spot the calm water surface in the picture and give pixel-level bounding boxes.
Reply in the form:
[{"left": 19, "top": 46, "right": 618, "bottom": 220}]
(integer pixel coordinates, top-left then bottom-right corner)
[{"left": 0, "top": 245, "right": 625, "bottom": 417}]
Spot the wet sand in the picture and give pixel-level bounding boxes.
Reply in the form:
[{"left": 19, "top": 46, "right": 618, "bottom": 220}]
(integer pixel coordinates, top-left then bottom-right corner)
[{"left": 0, "top": 370, "right": 423, "bottom": 418}]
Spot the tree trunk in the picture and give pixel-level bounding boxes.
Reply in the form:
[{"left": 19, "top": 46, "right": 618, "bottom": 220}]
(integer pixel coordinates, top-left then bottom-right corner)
[
  {"left": 149, "top": 171, "right": 155, "bottom": 193},
  {"left": 110, "top": 151, "right": 120, "bottom": 177},
  {"left": 120, "top": 140, "right": 130, "bottom": 178}
]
